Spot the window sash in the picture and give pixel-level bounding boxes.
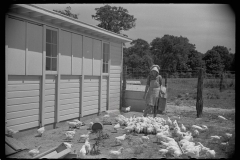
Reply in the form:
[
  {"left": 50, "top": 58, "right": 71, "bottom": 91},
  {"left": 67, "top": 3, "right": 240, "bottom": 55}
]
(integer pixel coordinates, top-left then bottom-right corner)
[{"left": 46, "top": 28, "right": 58, "bottom": 72}]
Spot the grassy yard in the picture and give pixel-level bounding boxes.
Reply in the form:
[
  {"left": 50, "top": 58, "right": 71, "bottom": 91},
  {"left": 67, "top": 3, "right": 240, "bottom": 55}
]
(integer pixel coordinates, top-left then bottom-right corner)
[{"left": 127, "top": 78, "right": 235, "bottom": 109}]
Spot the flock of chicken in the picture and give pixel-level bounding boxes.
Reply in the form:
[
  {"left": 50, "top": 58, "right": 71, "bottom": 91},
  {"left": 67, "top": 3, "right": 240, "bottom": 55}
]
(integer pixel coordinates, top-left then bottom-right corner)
[
  {"left": 112, "top": 114, "right": 233, "bottom": 158},
  {"left": 14, "top": 112, "right": 231, "bottom": 158}
]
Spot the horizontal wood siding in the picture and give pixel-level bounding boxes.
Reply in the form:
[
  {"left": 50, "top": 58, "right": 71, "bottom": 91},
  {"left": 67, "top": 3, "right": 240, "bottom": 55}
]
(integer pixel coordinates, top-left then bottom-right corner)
[
  {"left": 6, "top": 75, "right": 40, "bottom": 131},
  {"left": 82, "top": 76, "right": 99, "bottom": 116},
  {"left": 44, "top": 75, "right": 56, "bottom": 124},
  {"left": 59, "top": 75, "right": 80, "bottom": 121},
  {"left": 109, "top": 43, "right": 122, "bottom": 110},
  {"left": 101, "top": 76, "right": 108, "bottom": 111}
]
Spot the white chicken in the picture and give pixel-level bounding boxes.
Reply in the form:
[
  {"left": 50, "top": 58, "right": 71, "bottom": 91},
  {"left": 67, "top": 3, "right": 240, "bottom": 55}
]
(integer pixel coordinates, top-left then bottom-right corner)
[
  {"left": 6, "top": 127, "right": 19, "bottom": 137},
  {"left": 191, "top": 125, "right": 203, "bottom": 131},
  {"left": 166, "top": 145, "right": 182, "bottom": 157},
  {"left": 109, "top": 147, "right": 124, "bottom": 156},
  {"left": 201, "top": 125, "right": 208, "bottom": 130},
  {"left": 79, "top": 144, "right": 86, "bottom": 157},
  {"left": 103, "top": 114, "right": 110, "bottom": 118},
  {"left": 73, "top": 119, "right": 83, "bottom": 127},
  {"left": 184, "top": 145, "right": 201, "bottom": 158},
  {"left": 88, "top": 122, "right": 94, "bottom": 130},
  {"left": 125, "top": 106, "right": 131, "bottom": 112},
  {"left": 67, "top": 121, "right": 77, "bottom": 130},
  {"left": 142, "top": 135, "right": 149, "bottom": 142},
  {"left": 37, "top": 126, "right": 45, "bottom": 137},
  {"left": 115, "top": 134, "right": 126, "bottom": 144},
  {"left": 218, "top": 115, "right": 227, "bottom": 120},
  {"left": 84, "top": 138, "right": 91, "bottom": 154},
  {"left": 192, "top": 129, "right": 199, "bottom": 138},
  {"left": 180, "top": 124, "right": 186, "bottom": 132},
  {"left": 65, "top": 132, "right": 74, "bottom": 140},
  {"left": 79, "top": 131, "right": 91, "bottom": 141},
  {"left": 210, "top": 135, "right": 222, "bottom": 143},
  {"left": 159, "top": 149, "right": 169, "bottom": 155},
  {"left": 28, "top": 146, "right": 41, "bottom": 157},
  {"left": 65, "top": 129, "right": 76, "bottom": 136},
  {"left": 161, "top": 140, "right": 179, "bottom": 148},
  {"left": 224, "top": 133, "right": 232, "bottom": 141},
  {"left": 167, "top": 117, "right": 172, "bottom": 126},
  {"left": 63, "top": 142, "right": 72, "bottom": 149},
  {"left": 114, "top": 123, "right": 121, "bottom": 131}
]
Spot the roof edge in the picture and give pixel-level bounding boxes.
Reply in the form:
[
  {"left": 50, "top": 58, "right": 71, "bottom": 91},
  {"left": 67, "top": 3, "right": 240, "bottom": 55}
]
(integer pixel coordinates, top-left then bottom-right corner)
[{"left": 15, "top": 4, "right": 132, "bottom": 42}]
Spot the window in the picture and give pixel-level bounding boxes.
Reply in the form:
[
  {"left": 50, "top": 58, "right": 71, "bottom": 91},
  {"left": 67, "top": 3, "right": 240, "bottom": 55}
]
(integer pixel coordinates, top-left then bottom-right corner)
[
  {"left": 46, "top": 29, "right": 58, "bottom": 71},
  {"left": 103, "top": 43, "right": 110, "bottom": 73}
]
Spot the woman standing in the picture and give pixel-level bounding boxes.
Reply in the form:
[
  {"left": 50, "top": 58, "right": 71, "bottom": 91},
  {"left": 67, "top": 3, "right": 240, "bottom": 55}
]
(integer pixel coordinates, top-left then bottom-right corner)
[{"left": 143, "top": 65, "right": 163, "bottom": 117}]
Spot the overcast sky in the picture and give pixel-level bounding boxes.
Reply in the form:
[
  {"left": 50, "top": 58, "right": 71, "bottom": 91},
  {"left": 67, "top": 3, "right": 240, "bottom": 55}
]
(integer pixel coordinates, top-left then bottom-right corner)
[{"left": 35, "top": 4, "right": 235, "bottom": 54}]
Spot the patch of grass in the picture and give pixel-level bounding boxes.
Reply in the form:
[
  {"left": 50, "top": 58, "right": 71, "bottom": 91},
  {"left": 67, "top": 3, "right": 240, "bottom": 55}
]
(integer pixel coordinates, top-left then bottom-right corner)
[
  {"left": 174, "top": 100, "right": 181, "bottom": 106},
  {"left": 133, "top": 145, "right": 144, "bottom": 154}
]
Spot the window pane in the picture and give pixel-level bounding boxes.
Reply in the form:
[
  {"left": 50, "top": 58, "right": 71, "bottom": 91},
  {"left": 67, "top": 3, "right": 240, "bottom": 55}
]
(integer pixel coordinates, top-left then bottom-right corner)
[
  {"left": 103, "top": 53, "right": 105, "bottom": 62},
  {"left": 106, "top": 63, "right": 108, "bottom": 73},
  {"left": 52, "top": 58, "right": 57, "bottom": 71},
  {"left": 46, "top": 57, "right": 51, "bottom": 70},
  {"left": 46, "top": 43, "right": 51, "bottom": 57},
  {"left": 46, "top": 29, "right": 51, "bottom": 43},
  {"left": 52, "top": 45, "right": 57, "bottom": 57},
  {"left": 52, "top": 31, "right": 57, "bottom": 44},
  {"left": 103, "top": 63, "right": 105, "bottom": 73}
]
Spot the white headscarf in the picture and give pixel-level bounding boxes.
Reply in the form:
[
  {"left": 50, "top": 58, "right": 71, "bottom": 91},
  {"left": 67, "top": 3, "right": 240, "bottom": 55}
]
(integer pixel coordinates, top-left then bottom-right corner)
[{"left": 151, "top": 67, "right": 159, "bottom": 73}]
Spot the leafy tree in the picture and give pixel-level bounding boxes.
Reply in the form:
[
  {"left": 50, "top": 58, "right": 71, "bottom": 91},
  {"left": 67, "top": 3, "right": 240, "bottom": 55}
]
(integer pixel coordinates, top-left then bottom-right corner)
[
  {"left": 53, "top": 6, "right": 79, "bottom": 19},
  {"left": 211, "top": 46, "right": 232, "bottom": 71},
  {"left": 187, "top": 50, "right": 205, "bottom": 71},
  {"left": 123, "top": 39, "right": 153, "bottom": 78},
  {"left": 229, "top": 53, "right": 235, "bottom": 71},
  {"left": 150, "top": 35, "right": 196, "bottom": 72},
  {"left": 202, "top": 50, "right": 224, "bottom": 74},
  {"left": 92, "top": 5, "right": 137, "bottom": 34}
]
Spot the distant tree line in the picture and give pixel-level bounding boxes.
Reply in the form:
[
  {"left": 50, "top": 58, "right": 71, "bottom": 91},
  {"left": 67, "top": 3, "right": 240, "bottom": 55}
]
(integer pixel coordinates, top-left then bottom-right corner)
[{"left": 124, "top": 36, "right": 235, "bottom": 77}]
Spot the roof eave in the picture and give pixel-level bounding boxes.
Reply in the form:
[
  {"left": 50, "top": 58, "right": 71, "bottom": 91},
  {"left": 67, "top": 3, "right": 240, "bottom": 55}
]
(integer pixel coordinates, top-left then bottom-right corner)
[{"left": 14, "top": 4, "right": 132, "bottom": 43}]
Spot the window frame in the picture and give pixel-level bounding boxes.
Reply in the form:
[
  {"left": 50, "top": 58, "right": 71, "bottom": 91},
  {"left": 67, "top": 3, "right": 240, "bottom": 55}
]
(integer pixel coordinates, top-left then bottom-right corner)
[
  {"left": 102, "top": 42, "right": 110, "bottom": 75},
  {"left": 45, "top": 26, "right": 58, "bottom": 74}
]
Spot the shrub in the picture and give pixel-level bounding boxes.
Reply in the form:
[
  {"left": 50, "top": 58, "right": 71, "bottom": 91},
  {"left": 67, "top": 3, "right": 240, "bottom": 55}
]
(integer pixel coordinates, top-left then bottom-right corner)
[{"left": 185, "top": 72, "right": 192, "bottom": 78}]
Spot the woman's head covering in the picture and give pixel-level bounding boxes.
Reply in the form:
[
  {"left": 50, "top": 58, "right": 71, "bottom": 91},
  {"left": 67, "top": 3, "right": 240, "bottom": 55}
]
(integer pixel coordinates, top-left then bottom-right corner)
[{"left": 150, "top": 65, "right": 160, "bottom": 73}]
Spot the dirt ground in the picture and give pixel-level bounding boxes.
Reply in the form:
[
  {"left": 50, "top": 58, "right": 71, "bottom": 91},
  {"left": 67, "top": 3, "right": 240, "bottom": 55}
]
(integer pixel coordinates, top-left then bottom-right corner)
[{"left": 8, "top": 104, "right": 235, "bottom": 159}]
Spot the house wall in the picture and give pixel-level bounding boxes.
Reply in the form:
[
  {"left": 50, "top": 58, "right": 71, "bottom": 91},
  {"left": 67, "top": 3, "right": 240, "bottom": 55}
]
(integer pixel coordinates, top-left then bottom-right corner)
[
  {"left": 6, "top": 14, "right": 124, "bottom": 132},
  {"left": 109, "top": 42, "right": 122, "bottom": 110},
  {"left": 59, "top": 75, "right": 81, "bottom": 121},
  {"left": 6, "top": 76, "right": 41, "bottom": 131}
]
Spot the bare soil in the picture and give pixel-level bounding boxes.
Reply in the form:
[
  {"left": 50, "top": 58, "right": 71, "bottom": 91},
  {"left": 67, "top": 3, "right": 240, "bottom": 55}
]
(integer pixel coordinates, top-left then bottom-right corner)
[{"left": 8, "top": 104, "right": 235, "bottom": 159}]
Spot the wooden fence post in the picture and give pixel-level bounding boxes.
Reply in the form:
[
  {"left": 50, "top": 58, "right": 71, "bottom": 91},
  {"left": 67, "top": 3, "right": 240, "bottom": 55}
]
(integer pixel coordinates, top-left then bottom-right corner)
[
  {"left": 121, "top": 66, "right": 127, "bottom": 108},
  {"left": 220, "top": 72, "right": 223, "bottom": 92},
  {"left": 196, "top": 68, "right": 204, "bottom": 118}
]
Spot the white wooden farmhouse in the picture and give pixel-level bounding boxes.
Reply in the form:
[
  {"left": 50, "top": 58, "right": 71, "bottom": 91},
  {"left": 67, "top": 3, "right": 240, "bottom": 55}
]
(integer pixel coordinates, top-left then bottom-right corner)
[{"left": 5, "top": 4, "right": 132, "bottom": 132}]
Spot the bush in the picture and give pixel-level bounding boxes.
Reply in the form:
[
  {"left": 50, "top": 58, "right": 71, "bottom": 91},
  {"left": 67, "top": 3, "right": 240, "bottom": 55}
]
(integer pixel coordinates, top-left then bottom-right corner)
[
  {"left": 175, "top": 100, "right": 181, "bottom": 106},
  {"left": 185, "top": 72, "right": 192, "bottom": 78}
]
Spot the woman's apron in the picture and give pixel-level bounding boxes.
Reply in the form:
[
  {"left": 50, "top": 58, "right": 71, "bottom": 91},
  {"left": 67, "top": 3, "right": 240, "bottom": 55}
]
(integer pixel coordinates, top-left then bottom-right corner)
[{"left": 146, "top": 78, "right": 160, "bottom": 107}]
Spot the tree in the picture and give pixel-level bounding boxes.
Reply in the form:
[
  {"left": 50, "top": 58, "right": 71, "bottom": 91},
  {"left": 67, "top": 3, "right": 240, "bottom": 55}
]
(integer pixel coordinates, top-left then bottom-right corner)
[
  {"left": 211, "top": 46, "right": 232, "bottom": 71},
  {"left": 202, "top": 50, "right": 224, "bottom": 74},
  {"left": 150, "top": 35, "right": 196, "bottom": 72},
  {"left": 187, "top": 50, "right": 205, "bottom": 71},
  {"left": 92, "top": 5, "right": 137, "bottom": 34},
  {"left": 123, "top": 39, "right": 153, "bottom": 78},
  {"left": 53, "top": 6, "right": 79, "bottom": 19}
]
